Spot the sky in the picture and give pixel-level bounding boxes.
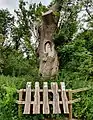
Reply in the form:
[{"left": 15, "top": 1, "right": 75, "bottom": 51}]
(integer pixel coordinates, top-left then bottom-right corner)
[{"left": 0, "top": 0, "right": 51, "bottom": 13}]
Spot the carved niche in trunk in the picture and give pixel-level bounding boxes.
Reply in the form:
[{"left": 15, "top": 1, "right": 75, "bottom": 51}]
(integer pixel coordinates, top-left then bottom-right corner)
[{"left": 38, "top": 10, "right": 59, "bottom": 78}]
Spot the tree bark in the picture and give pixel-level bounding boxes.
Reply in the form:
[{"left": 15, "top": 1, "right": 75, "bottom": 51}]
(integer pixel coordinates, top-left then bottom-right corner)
[{"left": 38, "top": 10, "right": 59, "bottom": 78}]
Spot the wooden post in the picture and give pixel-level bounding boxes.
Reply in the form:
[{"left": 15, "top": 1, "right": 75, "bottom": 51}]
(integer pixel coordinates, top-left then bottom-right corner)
[
  {"left": 33, "top": 82, "right": 40, "bottom": 114},
  {"left": 68, "top": 90, "right": 72, "bottom": 120},
  {"left": 23, "top": 82, "right": 31, "bottom": 114},
  {"left": 51, "top": 82, "right": 61, "bottom": 114},
  {"left": 60, "top": 82, "right": 69, "bottom": 114},
  {"left": 43, "top": 82, "right": 49, "bottom": 114},
  {"left": 18, "top": 90, "right": 23, "bottom": 119}
]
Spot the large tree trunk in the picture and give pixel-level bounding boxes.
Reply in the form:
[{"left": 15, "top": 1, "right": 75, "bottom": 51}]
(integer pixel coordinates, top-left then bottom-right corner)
[{"left": 38, "top": 10, "right": 59, "bottom": 78}]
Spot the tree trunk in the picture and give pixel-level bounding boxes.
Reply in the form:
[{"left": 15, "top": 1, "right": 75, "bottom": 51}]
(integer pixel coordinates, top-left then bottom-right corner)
[{"left": 38, "top": 10, "right": 59, "bottom": 78}]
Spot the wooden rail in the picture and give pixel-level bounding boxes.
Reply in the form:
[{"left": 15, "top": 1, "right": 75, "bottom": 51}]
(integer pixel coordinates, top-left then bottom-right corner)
[{"left": 17, "top": 82, "right": 89, "bottom": 120}]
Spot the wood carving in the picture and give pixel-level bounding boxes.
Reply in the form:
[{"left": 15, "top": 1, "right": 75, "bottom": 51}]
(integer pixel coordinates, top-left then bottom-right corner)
[{"left": 38, "top": 10, "right": 59, "bottom": 78}]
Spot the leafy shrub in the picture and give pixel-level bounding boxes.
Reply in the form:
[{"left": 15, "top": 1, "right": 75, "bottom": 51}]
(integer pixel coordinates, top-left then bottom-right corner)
[{"left": 55, "top": 36, "right": 93, "bottom": 119}]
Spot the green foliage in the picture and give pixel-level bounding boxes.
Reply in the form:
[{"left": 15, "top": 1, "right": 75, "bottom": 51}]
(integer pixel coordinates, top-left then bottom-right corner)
[
  {"left": 2, "top": 50, "right": 38, "bottom": 76},
  {"left": 0, "top": 9, "right": 14, "bottom": 36},
  {"left": 55, "top": 33, "right": 93, "bottom": 119},
  {"left": 77, "top": 30, "right": 93, "bottom": 53},
  {"left": 0, "top": 0, "right": 93, "bottom": 119},
  {"left": 0, "top": 75, "right": 22, "bottom": 120},
  {"left": 0, "top": 34, "right": 4, "bottom": 73},
  {"left": 0, "top": 3, "right": 39, "bottom": 76},
  {"left": 53, "top": 0, "right": 78, "bottom": 49},
  {"left": 13, "top": 0, "right": 47, "bottom": 57}
]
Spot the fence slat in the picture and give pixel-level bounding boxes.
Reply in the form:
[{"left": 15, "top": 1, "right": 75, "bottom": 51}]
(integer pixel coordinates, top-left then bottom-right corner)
[
  {"left": 18, "top": 90, "right": 23, "bottom": 117},
  {"left": 17, "top": 98, "right": 80, "bottom": 105},
  {"left": 60, "top": 82, "right": 69, "bottom": 114},
  {"left": 68, "top": 90, "right": 72, "bottom": 120},
  {"left": 33, "top": 82, "right": 40, "bottom": 114},
  {"left": 51, "top": 82, "right": 61, "bottom": 114},
  {"left": 23, "top": 82, "right": 31, "bottom": 114},
  {"left": 43, "top": 82, "right": 49, "bottom": 114}
]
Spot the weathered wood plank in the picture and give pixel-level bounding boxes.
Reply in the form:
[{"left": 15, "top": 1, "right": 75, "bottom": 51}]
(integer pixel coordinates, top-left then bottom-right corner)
[
  {"left": 51, "top": 82, "right": 61, "bottom": 114},
  {"left": 33, "top": 82, "right": 40, "bottom": 114},
  {"left": 23, "top": 82, "right": 31, "bottom": 114},
  {"left": 43, "top": 82, "right": 49, "bottom": 114},
  {"left": 68, "top": 90, "right": 72, "bottom": 120},
  {"left": 71, "top": 87, "right": 90, "bottom": 93},
  {"left": 18, "top": 89, "right": 23, "bottom": 117},
  {"left": 60, "top": 82, "right": 69, "bottom": 114},
  {"left": 17, "top": 89, "right": 70, "bottom": 93},
  {"left": 17, "top": 98, "right": 80, "bottom": 105},
  {"left": 17, "top": 87, "right": 90, "bottom": 93}
]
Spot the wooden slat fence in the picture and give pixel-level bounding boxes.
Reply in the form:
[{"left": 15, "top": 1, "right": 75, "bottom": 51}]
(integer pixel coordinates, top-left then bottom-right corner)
[{"left": 17, "top": 82, "right": 89, "bottom": 120}]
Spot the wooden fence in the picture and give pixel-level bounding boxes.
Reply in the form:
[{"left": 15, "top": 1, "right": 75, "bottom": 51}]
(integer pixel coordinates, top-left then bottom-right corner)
[{"left": 17, "top": 82, "right": 89, "bottom": 120}]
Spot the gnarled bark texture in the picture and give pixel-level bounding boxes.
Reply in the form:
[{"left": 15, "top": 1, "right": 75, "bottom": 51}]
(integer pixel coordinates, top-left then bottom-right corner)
[{"left": 38, "top": 10, "right": 59, "bottom": 78}]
